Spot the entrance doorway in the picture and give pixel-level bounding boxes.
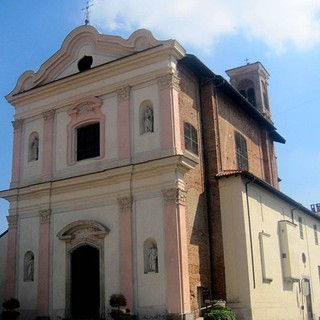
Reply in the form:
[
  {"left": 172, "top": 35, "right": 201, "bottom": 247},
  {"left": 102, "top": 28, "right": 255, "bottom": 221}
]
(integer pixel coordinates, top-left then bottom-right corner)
[{"left": 71, "top": 245, "right": 100, "bottom": 319}]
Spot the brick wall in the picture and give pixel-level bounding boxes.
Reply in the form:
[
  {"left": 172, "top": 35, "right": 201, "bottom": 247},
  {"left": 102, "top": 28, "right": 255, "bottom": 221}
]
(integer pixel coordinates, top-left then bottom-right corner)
[{"left": 178, "top": 66, "right": 211, "bottom": 313}]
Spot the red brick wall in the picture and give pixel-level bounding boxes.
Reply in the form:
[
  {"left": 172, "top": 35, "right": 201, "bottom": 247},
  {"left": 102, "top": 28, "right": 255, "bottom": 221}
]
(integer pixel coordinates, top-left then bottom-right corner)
[{"left": 178, "top": 66, "right": 212, "bottom": 314}]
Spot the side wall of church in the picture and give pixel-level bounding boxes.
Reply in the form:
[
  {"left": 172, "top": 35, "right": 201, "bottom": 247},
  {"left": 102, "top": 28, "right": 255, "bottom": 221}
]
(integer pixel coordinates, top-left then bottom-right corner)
[
  {"left": 219, "top": 175, "right": 320, "bottom": 320},
  {"left": 178, "top": 66, "right": 211, "bottom": 314},
  {"left": 217, "top": 92, "right": 266, "bottom": 179}
]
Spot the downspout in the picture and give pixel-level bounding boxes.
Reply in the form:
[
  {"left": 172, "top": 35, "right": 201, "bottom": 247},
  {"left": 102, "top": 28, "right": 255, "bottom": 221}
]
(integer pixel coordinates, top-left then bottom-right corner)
[
  {"left": 245, "top": 178, "right": 256, "bottom": 289},
  {"left": 198, "top": 80, "right": 213, "bottom": 289},
  {"left": 290, "top": 204, "right": 301, "bottom": 224},
  {"left": 199, "top": 77, "right": 226, "bottom": 298}
]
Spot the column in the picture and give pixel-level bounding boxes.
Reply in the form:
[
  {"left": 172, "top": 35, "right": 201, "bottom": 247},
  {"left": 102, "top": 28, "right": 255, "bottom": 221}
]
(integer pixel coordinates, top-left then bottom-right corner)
[
  {"left": 118, "top": 197, "right": 134, "bottom": 311},
  {"left": 11, "top": 119, "right": 24, "bottom": 185},
  {"left": 5, "top": 215, "right": 18, "bottom": 298},
  {"left": 162, "top": 188, "right": 191, "bottom": 316},
  {"left": 117, "top": 87, "right": 131, "bottom": 160},
  {"left": 42, "top": 110, "right": 55, "bottom": 178},
  {"left": 38, "top": 209, "right": 51, "bottom": 317},
  {"left": 158, "top": 73, "right": 181, "bottom": 153}
]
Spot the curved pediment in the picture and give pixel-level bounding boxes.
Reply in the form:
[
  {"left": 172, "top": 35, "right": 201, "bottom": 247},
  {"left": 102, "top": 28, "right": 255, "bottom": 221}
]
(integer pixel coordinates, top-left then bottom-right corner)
[
  {"left": 7, "top": 26, "right": 173, "bottom": 99},
  {"left": 57, "top": 220, "right": 110, "bottom": 242}
]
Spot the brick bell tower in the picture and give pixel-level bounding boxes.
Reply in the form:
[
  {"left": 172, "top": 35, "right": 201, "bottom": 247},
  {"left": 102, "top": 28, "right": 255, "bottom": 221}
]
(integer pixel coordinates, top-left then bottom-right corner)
[{"left": 226, "top": 61, "right": 272, "bottom": 121}]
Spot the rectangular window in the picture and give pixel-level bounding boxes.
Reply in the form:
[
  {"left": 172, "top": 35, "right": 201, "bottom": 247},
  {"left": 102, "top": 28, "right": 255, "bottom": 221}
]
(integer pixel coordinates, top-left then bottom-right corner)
[
  {"left": 184, "top": 122, "right": 198, "bottom": 155},
  {"left": 298, "top": 216, "right": 304, "bottom": 239},
  {"left": 314, "top": 225, "right": 319, "bottom": 245},
  {"left": 76, "top": 123, "right": 100, "bottom": 161},
  {"left": 235, "top": 132, "right": 248, "bottom": 170}
]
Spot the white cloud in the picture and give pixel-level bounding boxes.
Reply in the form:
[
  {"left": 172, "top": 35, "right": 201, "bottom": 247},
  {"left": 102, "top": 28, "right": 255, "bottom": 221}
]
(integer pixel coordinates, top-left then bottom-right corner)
[{"left": 91, "top": 0, "right": 320, "bottom": 54}]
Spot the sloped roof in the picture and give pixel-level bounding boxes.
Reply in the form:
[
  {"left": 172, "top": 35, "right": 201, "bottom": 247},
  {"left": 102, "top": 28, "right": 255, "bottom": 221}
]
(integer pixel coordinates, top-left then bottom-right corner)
[{"left": 216, "top": 170, "right": 317, "bottom": 220}]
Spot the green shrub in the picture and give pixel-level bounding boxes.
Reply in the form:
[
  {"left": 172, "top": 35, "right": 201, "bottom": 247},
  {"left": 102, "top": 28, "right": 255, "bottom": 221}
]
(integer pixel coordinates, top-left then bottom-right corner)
[{"left": 204, "top": 303, "right": 236, "bottom": 320}]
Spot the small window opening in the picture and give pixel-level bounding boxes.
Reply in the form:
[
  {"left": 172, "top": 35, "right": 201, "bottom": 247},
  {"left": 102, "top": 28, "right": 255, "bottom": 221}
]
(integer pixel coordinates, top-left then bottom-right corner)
[
  {"left": 298, "top": 216, "right": 304, "bottom": 239},
  {"left": 184, "top": 122, "right": 198, "bottom": 155},
  {"left": 314, "top": 225, "right": 318, "bottom": 245},
  {"left": 78, "top": 55, "right": 93, "bottom": 72},
  {"left": 235, "top": 131, "right": 248, "bottom": 170},
  {"left": 76, "top": 123, "right": 100, "bottom": 161}
]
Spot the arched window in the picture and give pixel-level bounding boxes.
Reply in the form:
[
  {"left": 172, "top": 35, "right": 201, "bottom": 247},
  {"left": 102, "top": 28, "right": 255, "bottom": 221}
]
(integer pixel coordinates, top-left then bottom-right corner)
[
  {"left": 24, "top": 251, "right": 34, "bottom": 282},
  {"left": 143, "top": 238, "right": 158, "bottom": 273},
  {"left": 234, "top": 131, "right": 248, "bottom": 170},
  {"left": 238, "top": 79, "right": 256, "bottom": 107},
  {"left": 28, "top": 132, "right": 39, "bottom": 162},
  {"left": 184, "top": 122, "right": 198, "bottom": 155},
  {"left": 140, "top": 100, "right": 154, "bottom": 134},
  {"left": 262, "top": 82, "right": 270, "bottom": 111}
]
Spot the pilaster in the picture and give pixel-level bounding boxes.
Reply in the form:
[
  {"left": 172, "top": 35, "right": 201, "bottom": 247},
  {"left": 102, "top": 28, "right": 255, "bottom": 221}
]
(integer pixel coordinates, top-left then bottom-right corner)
[
  {"left": 5, "top": 214, "right": 18, "bottom": 298},
  {"left": 11, "top": 119, "right": 24, "bottom": 184},
  {"left": 38, "top": 209, "right": 51, "bottom": 317},
  {"left": 117, "top": 87, "right": 131, "bottom": 160},
  {"left": 118, "top": 196, "right": 134, "bottom": 311},
  {"left": 42, "top": 110, "right": 55, "bottom": 178},
  {"left": 162, "top": 187, "right": 191, "bottom": 316},
  {"left": 158, "top": 74, "right": 181, "bottom": 154}
]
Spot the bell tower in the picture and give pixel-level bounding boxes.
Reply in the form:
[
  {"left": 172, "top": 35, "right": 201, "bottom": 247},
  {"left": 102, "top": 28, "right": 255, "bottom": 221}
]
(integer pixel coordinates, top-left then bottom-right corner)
[{"left": 226, "top": 62, "right": 272, "bottom": 121}]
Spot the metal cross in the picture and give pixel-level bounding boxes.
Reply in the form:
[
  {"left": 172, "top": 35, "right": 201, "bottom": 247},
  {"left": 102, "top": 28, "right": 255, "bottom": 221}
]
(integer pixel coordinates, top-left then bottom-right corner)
[{"left": 82, "top": 1, "right": 93, "bottom": 25}]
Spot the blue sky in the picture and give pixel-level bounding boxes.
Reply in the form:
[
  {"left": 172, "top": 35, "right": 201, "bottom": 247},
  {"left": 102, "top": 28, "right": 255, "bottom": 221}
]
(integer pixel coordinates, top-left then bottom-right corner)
[{"left": 1, "top": 0, "right": 320, "bottom": 233}]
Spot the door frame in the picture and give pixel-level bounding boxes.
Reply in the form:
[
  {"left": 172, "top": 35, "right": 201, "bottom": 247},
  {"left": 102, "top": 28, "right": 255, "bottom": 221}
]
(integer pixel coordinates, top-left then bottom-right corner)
[{"left": 57, "top": 220, "right": 109, "bottom": 319}]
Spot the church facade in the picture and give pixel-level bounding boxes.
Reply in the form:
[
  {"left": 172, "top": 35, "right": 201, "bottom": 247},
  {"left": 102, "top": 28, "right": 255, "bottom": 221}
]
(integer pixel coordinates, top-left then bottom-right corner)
[{"left": 1, "top": 26, "right": 320, "bottom": 320}]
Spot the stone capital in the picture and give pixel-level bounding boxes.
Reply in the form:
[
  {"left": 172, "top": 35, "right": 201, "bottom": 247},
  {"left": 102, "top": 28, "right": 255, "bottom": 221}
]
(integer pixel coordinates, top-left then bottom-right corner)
[
  {"left": 42, "top": 109, "right": 56, "bottom": 121},
  {"left": 117, "top": 87, "right": 130, "bottom": 102},
  {"left": 12, "top": 119, "right": 24, "bottom": 131},
  {"left": 162, "top": 188, "right": 186, "bottom": 205},
  {"left": 7, "top": 215, "right": 18, "bottom": 228},
  {"left": 39, "top": 209, "right": 52, "bottom": 224},
  {"left": 118, "top": 197, "right": 132, "bottom": 213},
  {"left": 158, "top": 73, "right": 180, "bottom": 91}
]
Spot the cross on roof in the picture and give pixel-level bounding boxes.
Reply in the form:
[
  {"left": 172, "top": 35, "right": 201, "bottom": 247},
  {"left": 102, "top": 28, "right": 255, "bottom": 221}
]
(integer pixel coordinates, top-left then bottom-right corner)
[{"left": 82, "top": 1, "right": 93, "bottom": 25}]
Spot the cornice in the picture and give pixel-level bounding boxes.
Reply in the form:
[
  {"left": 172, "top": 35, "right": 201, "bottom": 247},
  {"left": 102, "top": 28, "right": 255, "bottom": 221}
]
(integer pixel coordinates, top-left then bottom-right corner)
[{"left": 0, "top": 155, "right": 197, "bottom": 200}]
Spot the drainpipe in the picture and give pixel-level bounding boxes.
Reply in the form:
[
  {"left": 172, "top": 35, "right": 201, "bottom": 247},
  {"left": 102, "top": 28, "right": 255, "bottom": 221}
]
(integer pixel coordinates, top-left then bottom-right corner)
[
  {"left": 290, "top": 204, "right": 301, "bottom": 224},
  {"left": 245, "top": 178, "right": 256, "bottom": 289}
]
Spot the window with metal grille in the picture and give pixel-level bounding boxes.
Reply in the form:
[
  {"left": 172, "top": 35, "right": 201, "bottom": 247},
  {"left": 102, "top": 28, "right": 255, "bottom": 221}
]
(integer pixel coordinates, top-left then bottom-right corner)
[
  {"left": 235, "top": 132, "right": 248, "bottom": 170},
  {"left": 298, "top": 216, "right": 304, "bottom": 239},
  {"left": 314, "top": 224, "right": 318, "bottom": 245},
  {"left": 76, "top": 123, "right": 100, "bottom": 161},
  {"left": 184, "top": 122, "right": 198, "bottom": 155}
]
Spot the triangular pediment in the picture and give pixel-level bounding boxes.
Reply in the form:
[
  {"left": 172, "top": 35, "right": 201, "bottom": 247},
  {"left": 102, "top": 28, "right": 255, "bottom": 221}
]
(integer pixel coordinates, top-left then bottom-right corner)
[{"left": 7, "top": 25, "right": 173, "bottom": 98}]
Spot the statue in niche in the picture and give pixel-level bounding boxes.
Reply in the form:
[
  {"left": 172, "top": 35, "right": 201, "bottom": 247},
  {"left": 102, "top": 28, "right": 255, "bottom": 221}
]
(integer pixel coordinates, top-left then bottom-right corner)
[
  {"left": 30, "top": 136, "right": 39, "bottom": 161},
  {"left": 148, "top": 246, "right": 158, "bottom": 272},
  {"left": 25, "top": 254, "right": 34, "bottom": 281},
  {"left": 143, "top": 106, "right": 153, "bottom": 133}
]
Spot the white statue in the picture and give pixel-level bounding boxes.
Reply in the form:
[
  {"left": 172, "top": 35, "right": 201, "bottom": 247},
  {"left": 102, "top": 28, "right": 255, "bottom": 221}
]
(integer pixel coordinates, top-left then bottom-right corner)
[
  {"left": 30, "top": 136, "right": 39, "bottom": 161},
  {"left": 143, "top": 106, "right": 153, "bottom": 133},
  {"left": 148, "top": 246, "right": 158, "bottom": 272},
  {"left": 26, "top": 255, "right": 34, "bottom": 281}
]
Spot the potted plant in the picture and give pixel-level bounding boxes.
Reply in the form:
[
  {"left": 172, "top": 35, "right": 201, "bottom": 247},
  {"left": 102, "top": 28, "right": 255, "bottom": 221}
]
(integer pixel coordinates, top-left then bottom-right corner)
[
  {"left": 1, "top": 298, "right": 20, "bottom": 320},
  {"left": 204, "top": 301, "right": 236, "bottom": 320},
  {"left": 109, "top": 294, "right": 129, "bottom": 320}
]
